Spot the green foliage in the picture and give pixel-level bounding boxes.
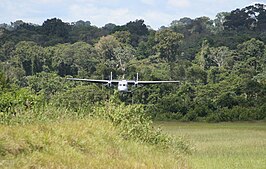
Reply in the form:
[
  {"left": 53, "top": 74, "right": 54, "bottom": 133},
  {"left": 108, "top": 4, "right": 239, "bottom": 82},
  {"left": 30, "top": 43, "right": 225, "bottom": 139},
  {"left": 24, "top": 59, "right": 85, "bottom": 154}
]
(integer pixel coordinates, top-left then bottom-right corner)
[
  {"left": 42, "top": 18, "right": 70, "bottom": 40},
  {"left": 0, "top": 3, "right": 266, "bottom": 123},
  {"left": 27, "top": 72, "right": 67, "bottom": 95},
  {"left": 0, "top": 87, "right": 43, "bottom": 124},
  {"left": 206, "top": 106, "right": 266, "bottom": 122},
  {"left": 187, "top": 64, "right": 208, "bottom": 84},
  {"left": 224, "top": 4, "right": 266, "bottom": 31},
  {"left": 0, "top": 71, "right": 9, "bottom": 90},
  {"left": 12, "top": 41, "right": 45, "bottom": 76},
  {"left": 93, "top": 102, "right": 190, "bottom": 153},
  {"left": 51, "top": 85, "right": 106, "bottom": 112},
  {"left": 154, "top": 29, "right": 183, "bottom": 61},
  {"left": 153, "top": 112, "right": 183, "bottom": 121}
]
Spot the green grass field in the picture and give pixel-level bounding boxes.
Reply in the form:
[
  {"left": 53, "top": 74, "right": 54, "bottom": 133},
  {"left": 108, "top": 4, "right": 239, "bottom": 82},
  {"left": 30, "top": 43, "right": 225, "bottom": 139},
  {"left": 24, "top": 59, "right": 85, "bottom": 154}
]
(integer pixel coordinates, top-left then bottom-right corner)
[{"left": 156, "top": 121, "right": 266, "bottom": 169}]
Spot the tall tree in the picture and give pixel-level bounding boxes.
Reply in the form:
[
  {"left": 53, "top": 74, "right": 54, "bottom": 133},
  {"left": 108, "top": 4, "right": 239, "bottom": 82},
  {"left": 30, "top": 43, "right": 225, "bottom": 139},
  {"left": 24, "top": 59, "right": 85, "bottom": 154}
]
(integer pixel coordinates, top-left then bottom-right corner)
[
  {"left": 42, "top": 18, "right": 70, "bottom": 39},
  {"left": 154, "top": 29, "right": 183, "bottom": 62},
  {"left": 208, "top": 46, "right": 234, "bottom": 67},
  {"left": 13, "top": 41, "right": 45, "bottom": 76}
]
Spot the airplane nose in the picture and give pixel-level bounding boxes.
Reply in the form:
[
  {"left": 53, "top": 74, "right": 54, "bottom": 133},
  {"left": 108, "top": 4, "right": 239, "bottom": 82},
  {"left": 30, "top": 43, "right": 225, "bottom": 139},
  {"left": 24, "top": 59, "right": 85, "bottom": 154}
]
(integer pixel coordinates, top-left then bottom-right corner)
[{"left": 118, "top": 86, "right": 128, "bottom": 92}]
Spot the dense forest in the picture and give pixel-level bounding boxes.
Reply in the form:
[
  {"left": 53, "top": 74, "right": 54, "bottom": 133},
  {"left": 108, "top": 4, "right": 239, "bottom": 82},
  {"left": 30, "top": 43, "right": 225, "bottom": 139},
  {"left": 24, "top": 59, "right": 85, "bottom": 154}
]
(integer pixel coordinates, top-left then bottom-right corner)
[{"left": 0, "top": 4, "right": 266, "bottom": 122}]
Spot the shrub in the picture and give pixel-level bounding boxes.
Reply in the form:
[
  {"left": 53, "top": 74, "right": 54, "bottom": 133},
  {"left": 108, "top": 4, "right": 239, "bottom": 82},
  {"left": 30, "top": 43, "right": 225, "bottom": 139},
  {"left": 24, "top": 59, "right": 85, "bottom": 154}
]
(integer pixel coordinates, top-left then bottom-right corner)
[
  {"left": 153, "top": 112, "right": 183, "bottom": 121},
  {"left": 206, "top": 106, "right": 265, "bottom": 122},
  {"left": 51, "top": 85, "right": 106, "bottom": 112},
  {"left": 93, "top": 101, "right": 191, "bottom": 154}
]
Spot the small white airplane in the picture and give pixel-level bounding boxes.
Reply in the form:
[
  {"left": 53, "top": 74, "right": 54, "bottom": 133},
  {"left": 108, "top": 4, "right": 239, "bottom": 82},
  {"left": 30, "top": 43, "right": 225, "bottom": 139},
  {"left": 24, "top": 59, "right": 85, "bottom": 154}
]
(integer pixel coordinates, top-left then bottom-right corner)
[{"left": 67, "top": 72, "right": 180, "bottom": 92}]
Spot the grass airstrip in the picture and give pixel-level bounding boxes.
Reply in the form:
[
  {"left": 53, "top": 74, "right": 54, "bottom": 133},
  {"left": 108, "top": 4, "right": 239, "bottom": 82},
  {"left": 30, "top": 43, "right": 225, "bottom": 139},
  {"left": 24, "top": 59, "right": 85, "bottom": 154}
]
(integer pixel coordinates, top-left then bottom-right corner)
[
  {"left": 1, "top": 115, "right": 265, "bottom": 169},
  {"left": 157, "top": 121, "right": 266, "bottom": 169}
]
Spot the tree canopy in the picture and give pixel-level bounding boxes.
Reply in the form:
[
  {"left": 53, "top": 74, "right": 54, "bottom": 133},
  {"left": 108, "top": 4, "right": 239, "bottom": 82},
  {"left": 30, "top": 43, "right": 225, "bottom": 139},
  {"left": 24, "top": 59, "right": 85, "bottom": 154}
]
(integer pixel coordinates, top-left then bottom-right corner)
[{"left": 0, "top": 3, "right": 266, "bottom": 122}]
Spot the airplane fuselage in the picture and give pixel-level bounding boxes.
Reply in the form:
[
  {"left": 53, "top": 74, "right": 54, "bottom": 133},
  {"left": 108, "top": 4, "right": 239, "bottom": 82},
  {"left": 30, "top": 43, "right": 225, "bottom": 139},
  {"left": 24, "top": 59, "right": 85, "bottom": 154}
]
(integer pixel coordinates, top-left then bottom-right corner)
[{"left": 118, "top": 80, "right": 129, "bottom": 92}]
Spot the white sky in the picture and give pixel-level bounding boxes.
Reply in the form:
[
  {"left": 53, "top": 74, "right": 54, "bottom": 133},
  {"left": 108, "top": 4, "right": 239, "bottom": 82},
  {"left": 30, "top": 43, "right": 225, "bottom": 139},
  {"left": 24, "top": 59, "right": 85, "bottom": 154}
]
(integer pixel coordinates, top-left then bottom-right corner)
[{"left": 0, "top": 0, "right": 265, "bottom": 29}]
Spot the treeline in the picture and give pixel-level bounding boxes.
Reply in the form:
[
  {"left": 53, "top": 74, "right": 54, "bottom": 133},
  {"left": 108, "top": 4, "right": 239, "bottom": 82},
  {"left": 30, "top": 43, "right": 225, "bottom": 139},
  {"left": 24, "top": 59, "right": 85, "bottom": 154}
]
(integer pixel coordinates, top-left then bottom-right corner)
[{"left": 0, "top": 4, "right": 266, "bottom": 122}]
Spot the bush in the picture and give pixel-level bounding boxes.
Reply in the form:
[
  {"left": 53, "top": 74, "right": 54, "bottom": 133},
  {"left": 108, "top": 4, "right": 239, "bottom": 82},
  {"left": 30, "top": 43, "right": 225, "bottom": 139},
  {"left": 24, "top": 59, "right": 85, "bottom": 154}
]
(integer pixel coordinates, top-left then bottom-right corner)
[
  {"left": 153, "top": 112, "right": 183, "bottom": 121},
  {"left": 258, "top": 104, "right": 266, "bottom": 120},
  {"left": 93, "top": 101, "right": 191, "bottom": 154},
  {"left": 206, "top": 113, "right": 220, "bottom": 123},
  {"left": 0, "top": 88, "right": 41, "bottom": 113},
  {"left": 51, "top": 85, "right": 106, "bottom": 112},
  {"left": 0, "top": 88, "right": 46, "bottom": 124},
  {"left": 206, "top": 106, "right": 264, "bottom": 122}
]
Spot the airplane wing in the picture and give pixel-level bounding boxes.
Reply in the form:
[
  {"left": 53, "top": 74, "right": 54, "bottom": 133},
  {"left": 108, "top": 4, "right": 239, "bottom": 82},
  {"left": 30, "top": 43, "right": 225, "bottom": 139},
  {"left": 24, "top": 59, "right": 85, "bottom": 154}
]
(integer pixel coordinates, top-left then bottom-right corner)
[
  {"left": 67, "top": 78, "right": 119, "bottom": 84},
  {"left": 127, "top": 80, "right": 180, "bottom": 85},
  {"left": 137, "top": 80, "right": 180, "bottom": 84}
]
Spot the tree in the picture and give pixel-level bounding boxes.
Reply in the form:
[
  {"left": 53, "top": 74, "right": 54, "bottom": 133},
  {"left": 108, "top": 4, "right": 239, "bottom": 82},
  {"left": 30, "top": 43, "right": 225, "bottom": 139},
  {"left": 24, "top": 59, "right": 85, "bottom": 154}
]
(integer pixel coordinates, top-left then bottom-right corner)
[
  {"left": 11, "top": 20, "right": 25, "bottom": 29},
  {"left": 154, "top": 29, "right": 183, "bottom": 62},
  {"left": 112, "top": 31, "right": 131, "bottom": 44},
  {"left": 103, "top": 23, "right": 116, "bottom": 32},
  {"left": 213, "top": 12, "right": 230, "bottom": 33},
  {"left": 12, "top": 41, "right": 45, "bottom": 76},
  {"left": 223, "top": 4, "right": 266, "bottom": 31},
  {"left": 187, "top": 64, "right": 208, "bottom": 84},
  {"left": 0, "top": 71, "right": 9, "bottom": 90},
  {"left": 95, "top": 35, "right": 135, "bottom": 77},
  {"left": 46, "top": 44, "right": 75, "bottom": 76},
  {"left": 70, "top": 42, "right": 98, "bottom": 77},
  {"left": 136, "top": 30, "right": 156, "bottom": 59},
  {"left": 224, "top": 8, "right": 256, "bottom": 30},
  {"left": 42, "top": 18, "right": 70, "bottom": 39},
  {"left": 194, "top": 40, "right": 210, "bottom": 69},
  {"left": 256, "top": 4, "right": 266, "bottom": 31},
  {"left": 188, "top": 17, "right": 214, "bottom": 34},
  {"left": 237, "top": 38, "right": 265, "bottom": 72},
  {"left": 47, "top": 42, "right": 98, "bottom": 77},
  {"left": 113, "top": 19, "right": 149, "bottom": 46},
  {"left": 95, "top": 35, "right": 120, "bottom": 61},
  {"left": 113, "top": 46, "right": 135, "bottom": 78},
  {"left": 208, "top": 46, "right": 234, "bottom": 67},
  {"left": 237, "top": 38, "right": 265, "bottom": 60},
  {"left": 216, "top": 92, "right": 238, "bottom": 108},
  {"left": 71, "top": 20, "right": 91, "bottom": 27},
  {"left": 0, "top": 41, "right": 15, "bottom": 61}
]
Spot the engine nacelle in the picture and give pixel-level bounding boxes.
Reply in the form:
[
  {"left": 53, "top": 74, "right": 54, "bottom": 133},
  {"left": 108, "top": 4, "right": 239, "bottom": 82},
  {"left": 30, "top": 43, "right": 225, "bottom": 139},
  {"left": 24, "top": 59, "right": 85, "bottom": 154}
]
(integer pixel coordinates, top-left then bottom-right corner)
[
  {"left": 134, "top": 81, "right": 138, "bottom": 87},
  {"left": 107, "top": 81, "right": 112, "bottom": 87}
]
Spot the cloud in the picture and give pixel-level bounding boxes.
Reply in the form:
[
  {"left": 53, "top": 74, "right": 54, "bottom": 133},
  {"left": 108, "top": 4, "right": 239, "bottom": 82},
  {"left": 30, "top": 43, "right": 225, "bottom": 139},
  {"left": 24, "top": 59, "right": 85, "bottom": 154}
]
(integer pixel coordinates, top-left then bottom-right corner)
[
  {"left": 34, "top": 0, "right": 63, "bottom": 3},
  {"left": 68, "top": 4, "right": 140, "bottom": 26},
  {"left": 1, "top": 0, "right": 264, "bottom": 29},
  {"left": 141, "top": 0, "right": 156, "bottom": 5},
  {"left": 167, "top": 0, "right": 191, "bottom": 8},
  {"left": 142, "top": 10, "right": 176, "bottom": 28}
]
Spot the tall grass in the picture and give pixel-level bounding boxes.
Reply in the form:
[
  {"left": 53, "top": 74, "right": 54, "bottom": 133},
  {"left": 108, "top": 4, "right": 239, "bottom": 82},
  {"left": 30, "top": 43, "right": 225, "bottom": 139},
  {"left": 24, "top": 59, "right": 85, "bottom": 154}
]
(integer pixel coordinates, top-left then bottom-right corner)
[
  {"left": 0, "top": 119, "right": 190, "bottom": 169},
  {"left": 0, "top": 101, "right": 191, "bottom": 168}
]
